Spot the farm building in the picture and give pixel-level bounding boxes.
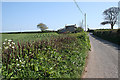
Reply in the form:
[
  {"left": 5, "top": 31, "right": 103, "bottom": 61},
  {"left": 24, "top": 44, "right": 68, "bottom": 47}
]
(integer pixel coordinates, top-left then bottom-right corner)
[{"left": 58, "top": 24, "right": 77, "bottom": 33}]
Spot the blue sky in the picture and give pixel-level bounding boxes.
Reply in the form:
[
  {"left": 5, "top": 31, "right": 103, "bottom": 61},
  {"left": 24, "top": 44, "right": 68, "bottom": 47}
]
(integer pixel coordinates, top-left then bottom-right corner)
[{"left": 2, "top": 2, "right": 118, "bottom": 32}]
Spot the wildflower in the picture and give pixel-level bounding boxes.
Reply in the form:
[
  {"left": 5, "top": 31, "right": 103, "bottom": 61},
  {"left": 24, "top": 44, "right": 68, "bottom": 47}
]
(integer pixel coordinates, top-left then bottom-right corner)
[
  {"left": 5, "top": 39, "right": 7, "bottom": 41},
  {"left": 73, "top": 62, "right": 75, "bottom": 64},
  {"left": 21, "top": 65, "right": 24, "bottom": 67},
  {"left": 3, "top": 42, "right": 5, "bottom": 45},
  {"left": 16, "top": 59, "right": 18, "bottom": 61},
  {"left": 17, "top": 64, "right": 19, "bottom": 66},
  {"left": 8, "top": 42, "right": 10, "bottom": 45},
  {"left": 12, "top": 46, "right": 15, "bottom": 49},
  {"left": 9, "top": 44, "right": 11, "bottom": 47},
  {"left": 18, "top": 69, "right": 21, "bottom": 71},
  {"left": 12, "top": 42, "right": 15, "bottom": 44},
  {"left": 8, "top": 40, "right": 12, "bottom": 42},
  {"left": 12, "top": 42, "right": 15, "bottom": 45},
  {"left": 5, "top": 46, "right": 9, "bottom": 49},
  {"left": 20, "top": 60, "right": 22, "bottom": 62}
]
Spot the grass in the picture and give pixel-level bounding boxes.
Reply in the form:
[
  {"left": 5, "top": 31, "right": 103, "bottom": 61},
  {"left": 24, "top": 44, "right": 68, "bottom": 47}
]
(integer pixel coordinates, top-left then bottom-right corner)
[
  {"left": 1, "top": 32, "right": 59, "bottom": 44},
  {"left": 1, "top": 32, "right": 91, "bottom": 79}
]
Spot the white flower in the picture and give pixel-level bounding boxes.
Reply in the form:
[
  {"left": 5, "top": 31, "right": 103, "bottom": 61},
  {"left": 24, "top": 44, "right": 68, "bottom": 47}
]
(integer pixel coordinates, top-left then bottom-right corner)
[
  {"left": 9, "top": 44, "right": 11, "bottom": 47},
  {"left": 21, "top": 65, "right": 24, "bottom": 67},
  {"left": 3, "top": 42, "right": 5, "bottom": 45},
  {"left": 73, "top": 62, "right": 75, "bottom": 64},
  {"left": 17, "top": 64, "right": 19, "bottom": 66},
  {"left": 18, "top": 69, "right": 21, "bottom": 71},
  {"left": 20, "top": 60, "right": 22, "bottom": 62},
  {"left": 8, "top": 40, "right": 12, "bottom": 42},
  {"left": 5, "top": 39, "right": 7, "bottom": 41},
  {"left": 8, "top": 42, "right": 10, "bottom": 44},
  {"left": 12, "top": 42, "right": 15, "bottom": 45},
  {"left": 16, "top": 59, "right": 18, "bottom": 61},
  {"left": 12, "top": 46, "right": 15, "bottom": 49},
  {"left": 5, "top": 46, "right": 9, "bottom": 49}
]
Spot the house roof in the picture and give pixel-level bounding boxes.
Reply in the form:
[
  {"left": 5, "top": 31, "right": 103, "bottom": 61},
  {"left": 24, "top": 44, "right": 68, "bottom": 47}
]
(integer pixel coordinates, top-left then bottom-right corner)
[{"left": 65, "top": 24, "right": 77, "bottom": 28}]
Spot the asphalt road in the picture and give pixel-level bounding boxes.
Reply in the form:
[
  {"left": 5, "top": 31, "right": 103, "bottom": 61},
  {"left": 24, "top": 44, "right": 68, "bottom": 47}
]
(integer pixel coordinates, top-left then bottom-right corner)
[{"left": 83, "top": 33, "right": 119, "bottom": 78}]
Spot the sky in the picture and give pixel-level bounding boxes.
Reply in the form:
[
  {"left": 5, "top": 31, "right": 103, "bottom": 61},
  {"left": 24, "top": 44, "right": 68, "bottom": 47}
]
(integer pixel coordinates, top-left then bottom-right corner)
[{"left": 2, "top": 2, "right": 119, "bottom": 32}]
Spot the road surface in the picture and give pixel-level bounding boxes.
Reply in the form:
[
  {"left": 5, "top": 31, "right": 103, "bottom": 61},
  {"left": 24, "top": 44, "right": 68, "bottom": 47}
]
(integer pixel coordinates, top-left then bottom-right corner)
[{"left": 83, "top": 33, "right": 119, "bottom": 78}]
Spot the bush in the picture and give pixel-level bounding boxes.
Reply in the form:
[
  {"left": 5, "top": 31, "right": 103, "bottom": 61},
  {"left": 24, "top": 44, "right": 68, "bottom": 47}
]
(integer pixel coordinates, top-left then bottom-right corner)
[{"left": 75, "top": 27, "right": 84, "bottom": 33}]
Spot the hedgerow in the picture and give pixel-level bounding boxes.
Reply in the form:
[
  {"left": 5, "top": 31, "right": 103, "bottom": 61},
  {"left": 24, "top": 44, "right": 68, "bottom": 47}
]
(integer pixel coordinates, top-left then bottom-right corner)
[
  {"left": 1, "top": 32, "right": 90, "bottom": 79},
  {"left": 93, "top": 29, "right": 120, "bottom": 45}
]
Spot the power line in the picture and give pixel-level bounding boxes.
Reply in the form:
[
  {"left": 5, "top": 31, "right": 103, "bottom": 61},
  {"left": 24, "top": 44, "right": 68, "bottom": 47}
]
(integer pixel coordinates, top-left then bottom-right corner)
[
  {"left": 73, "top": 0, "right": 84, "bottom": 15},
  {"left": 73, "top": 0, "right": 87, "bottom": 31}
]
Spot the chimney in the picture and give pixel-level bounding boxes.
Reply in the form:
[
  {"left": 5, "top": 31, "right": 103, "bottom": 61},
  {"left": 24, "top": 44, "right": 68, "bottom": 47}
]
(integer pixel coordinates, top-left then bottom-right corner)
[{"left": 75, "top": 24, "right": 76, "bottom": 27}]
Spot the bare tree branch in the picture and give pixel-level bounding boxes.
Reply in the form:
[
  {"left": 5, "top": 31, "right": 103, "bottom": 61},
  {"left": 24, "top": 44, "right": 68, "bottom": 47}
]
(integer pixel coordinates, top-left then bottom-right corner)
[{"left": 101, "top": 7, "right": 120, "bottom": 29}]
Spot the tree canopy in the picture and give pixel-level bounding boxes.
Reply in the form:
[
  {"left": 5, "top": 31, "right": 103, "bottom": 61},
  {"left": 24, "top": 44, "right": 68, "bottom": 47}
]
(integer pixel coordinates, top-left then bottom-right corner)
[
  {"left": 37, "top": 23, "right": 48, "bottom": 31},
  {"left": 101, "top": 7, "right": 120, "bottom": 29}
]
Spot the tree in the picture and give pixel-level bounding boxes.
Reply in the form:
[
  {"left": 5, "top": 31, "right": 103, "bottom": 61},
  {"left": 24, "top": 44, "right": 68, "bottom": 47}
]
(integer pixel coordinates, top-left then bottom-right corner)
[
  {"left": 101, "top": 7, "right": 120, "bottom": 29},
  {"left": 75, "top": 27, "right": 84, "bottom": 32},
  {"left": 37, "top": 23, "right": 48, "bottom": 31}
]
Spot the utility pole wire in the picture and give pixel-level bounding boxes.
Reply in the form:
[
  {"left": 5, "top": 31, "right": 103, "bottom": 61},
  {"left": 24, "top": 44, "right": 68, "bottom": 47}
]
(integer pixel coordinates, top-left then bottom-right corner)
[
  {"left": 73, "top": 0, "right": 84, "bottom": 15},
  {"left": 73, "top": 0, "right": 87, "bottom": 31}
]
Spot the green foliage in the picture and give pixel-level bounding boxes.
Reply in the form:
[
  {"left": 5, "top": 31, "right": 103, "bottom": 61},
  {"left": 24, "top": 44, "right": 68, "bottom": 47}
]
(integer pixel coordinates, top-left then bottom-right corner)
[
  {"left": 93, "top": 29, "right": 120, "bottom": 45},
  {"left": 1, "top": 32, "right": 90, "bottom": 79},
  {"left": 37, "top": 23, "right": 48, "bottom": 31},
  {"left": 75, "top": 27, "right": 84, "bottom": 33}
]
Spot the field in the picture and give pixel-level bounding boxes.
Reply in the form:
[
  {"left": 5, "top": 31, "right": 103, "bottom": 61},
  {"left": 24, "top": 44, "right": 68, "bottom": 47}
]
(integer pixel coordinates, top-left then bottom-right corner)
[
  {"left": 1, "top": 33, "right": 59, "bottom": 43},
  {"left": 1, "top": 32, "right": 91, "bottom": 79}
]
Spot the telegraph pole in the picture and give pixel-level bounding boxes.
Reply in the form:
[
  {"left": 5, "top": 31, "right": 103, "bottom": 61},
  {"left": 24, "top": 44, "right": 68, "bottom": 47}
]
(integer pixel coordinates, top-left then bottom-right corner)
[
  {"left": 118, "top": 1, "right": 120, "bottom": 28},
  {"left": 73, "top": 0, "right": 87, "bottom": 31},
  {"left": 84, "top": 13, "right": 86, "bottom": 31}
]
